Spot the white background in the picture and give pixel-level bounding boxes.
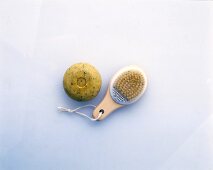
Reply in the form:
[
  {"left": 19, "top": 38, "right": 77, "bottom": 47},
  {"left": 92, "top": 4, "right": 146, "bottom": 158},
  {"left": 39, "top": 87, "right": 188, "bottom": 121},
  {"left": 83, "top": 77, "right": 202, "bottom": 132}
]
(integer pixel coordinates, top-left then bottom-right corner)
[{"left": 0, "top": 1, "right": 213, "bottom": 170}]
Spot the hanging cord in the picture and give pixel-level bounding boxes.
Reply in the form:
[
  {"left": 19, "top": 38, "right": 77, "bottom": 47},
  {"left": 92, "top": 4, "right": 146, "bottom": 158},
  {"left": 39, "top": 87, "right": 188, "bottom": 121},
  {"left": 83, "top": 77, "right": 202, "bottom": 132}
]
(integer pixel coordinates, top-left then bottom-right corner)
[{"left": 57, "top": 104, "right": 102, "bottom": 121}]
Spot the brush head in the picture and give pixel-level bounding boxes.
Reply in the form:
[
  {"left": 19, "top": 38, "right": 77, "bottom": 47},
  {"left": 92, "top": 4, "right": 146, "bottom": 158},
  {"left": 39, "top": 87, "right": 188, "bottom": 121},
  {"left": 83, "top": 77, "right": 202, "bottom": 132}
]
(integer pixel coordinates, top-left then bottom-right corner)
[{"left": 110, "top": 65, "right": 147, "bottom": 105}]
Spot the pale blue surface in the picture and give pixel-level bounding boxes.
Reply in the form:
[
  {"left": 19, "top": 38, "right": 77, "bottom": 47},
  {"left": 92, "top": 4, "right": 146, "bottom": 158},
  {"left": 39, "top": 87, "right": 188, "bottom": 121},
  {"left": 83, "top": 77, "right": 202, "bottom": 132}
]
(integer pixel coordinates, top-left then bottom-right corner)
[{"left": 0, "top": 1, "right": 213, "bottom": 170}]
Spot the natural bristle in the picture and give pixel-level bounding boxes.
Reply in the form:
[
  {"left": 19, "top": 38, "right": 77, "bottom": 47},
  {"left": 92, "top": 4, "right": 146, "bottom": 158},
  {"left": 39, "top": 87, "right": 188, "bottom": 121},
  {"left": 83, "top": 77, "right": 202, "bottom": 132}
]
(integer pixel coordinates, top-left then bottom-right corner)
[{"left": 113, "top": 70, "right": 145, "bottom": 101}]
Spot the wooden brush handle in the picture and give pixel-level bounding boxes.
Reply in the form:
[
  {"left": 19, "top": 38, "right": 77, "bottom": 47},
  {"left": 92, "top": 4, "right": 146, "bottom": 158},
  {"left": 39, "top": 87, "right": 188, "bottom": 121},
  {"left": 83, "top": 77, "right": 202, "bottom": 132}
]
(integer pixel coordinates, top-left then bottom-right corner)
[{"left": 92, "top": 88, "right": 123, "bottom": 120}]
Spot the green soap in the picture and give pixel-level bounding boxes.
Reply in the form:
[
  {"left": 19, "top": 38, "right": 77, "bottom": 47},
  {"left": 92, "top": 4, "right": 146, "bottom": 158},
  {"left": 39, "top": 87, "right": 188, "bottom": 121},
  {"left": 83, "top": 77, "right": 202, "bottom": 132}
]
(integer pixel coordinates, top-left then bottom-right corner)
[{"left": 63, "top": 63, "right": 102, "bottom": 101}]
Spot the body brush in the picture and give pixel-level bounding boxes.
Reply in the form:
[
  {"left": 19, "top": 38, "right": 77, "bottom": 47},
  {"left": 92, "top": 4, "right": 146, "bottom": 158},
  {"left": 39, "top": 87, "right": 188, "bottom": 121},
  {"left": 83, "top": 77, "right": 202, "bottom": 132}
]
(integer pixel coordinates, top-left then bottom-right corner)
[{"left": 93, "top": 65, "right": 147, "bottom": 120}]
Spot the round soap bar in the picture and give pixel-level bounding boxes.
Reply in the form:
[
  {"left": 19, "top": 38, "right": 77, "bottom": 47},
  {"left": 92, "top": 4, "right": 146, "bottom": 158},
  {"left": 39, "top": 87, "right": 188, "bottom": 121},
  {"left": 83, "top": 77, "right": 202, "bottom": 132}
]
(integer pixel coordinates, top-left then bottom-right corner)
[{"left": 63, "top": 63, "right": 102, "bottom": 101}]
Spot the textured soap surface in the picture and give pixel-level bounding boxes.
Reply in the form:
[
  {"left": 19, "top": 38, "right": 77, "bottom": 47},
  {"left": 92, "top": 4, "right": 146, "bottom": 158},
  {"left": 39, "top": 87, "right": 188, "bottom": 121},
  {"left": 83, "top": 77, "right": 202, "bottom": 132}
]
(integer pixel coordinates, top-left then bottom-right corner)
[{"left": 63, "top": 63, "right": 102, "bottom": 101}]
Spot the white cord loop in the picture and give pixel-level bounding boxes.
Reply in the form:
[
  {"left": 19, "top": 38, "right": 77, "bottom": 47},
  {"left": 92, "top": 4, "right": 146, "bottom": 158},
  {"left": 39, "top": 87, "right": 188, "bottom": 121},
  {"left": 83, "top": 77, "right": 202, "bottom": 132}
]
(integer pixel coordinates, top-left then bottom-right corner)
[{"left": 57, "top": 104, "right": 102, "bottom": 121}]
